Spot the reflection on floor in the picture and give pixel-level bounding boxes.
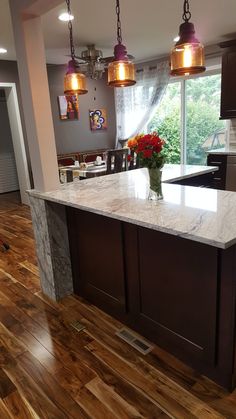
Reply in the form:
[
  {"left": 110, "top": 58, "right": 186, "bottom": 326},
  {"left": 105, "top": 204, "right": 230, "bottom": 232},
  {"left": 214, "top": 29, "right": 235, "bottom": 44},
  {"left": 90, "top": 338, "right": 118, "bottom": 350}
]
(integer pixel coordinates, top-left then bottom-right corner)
[
  {"left": 0, "top": 198, "right": 235, "bottom": 418},
  {"left": 0, "top": 190, "right": 21, "bottom": 212}
]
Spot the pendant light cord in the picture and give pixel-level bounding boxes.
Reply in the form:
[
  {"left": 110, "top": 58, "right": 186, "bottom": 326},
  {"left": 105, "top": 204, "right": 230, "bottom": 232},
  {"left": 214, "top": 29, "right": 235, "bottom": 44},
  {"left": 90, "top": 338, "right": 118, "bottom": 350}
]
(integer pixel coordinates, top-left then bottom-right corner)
[
  {"left": 116, "top": 0, "right": 122, "bottom": 44},
  {"left": 182, "top": 0, "right": 191, "bottom": 22},
  {"left": 66, "top": 0, "right": 75, "bottom": 60}
]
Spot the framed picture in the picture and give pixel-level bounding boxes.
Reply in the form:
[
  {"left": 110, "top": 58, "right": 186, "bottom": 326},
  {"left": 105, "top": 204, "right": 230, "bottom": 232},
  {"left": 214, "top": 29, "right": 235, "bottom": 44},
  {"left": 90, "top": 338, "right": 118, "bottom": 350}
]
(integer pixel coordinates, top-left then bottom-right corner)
[
  {"left": 58, "top": 94, "right": 79, "bottom": 120},
  {"left": 89, "top": 109, "right": 107, "bottom": 131}
]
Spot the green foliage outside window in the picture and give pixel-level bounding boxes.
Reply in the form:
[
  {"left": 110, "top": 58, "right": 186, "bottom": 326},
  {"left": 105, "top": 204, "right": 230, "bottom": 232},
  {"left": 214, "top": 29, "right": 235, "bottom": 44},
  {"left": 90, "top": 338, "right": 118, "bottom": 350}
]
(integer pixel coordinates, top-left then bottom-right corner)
[{"left": 148, "top": 74, "right": 226, "bottom": 165}]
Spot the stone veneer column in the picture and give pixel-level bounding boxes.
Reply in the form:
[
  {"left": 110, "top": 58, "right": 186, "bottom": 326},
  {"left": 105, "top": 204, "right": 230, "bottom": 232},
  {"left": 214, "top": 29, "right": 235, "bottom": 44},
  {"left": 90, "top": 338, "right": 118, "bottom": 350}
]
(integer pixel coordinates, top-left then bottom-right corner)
[{"left": 29, "top": 195, "right": 73, "bottom": 300}]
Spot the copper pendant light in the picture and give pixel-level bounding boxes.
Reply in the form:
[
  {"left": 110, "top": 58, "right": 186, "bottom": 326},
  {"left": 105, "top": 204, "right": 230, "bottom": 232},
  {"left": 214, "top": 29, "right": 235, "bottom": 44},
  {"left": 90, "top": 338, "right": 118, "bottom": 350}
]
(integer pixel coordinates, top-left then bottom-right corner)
[
  {"left": 108, "top": 0, "right": 136, "bottom": 88},
  {"left": 64, "top": 0, "right": 87, "bottom": 95},
  {"left": 170, "top": 0, "right": 205, "bottom": 77}
]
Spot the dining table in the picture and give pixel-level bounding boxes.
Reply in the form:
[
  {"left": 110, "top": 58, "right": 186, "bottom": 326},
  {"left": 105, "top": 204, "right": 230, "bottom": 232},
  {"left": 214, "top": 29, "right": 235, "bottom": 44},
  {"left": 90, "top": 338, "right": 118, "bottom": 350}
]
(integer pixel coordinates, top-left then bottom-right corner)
[{"left": 59, "top": 161, "right": 107, "bottom": 182}]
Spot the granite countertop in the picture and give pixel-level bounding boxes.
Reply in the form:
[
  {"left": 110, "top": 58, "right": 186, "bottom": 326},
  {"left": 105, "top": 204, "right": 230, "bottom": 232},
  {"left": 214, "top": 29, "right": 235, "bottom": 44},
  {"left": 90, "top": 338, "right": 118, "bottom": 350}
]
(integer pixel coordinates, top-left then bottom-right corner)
[
  {"left": 207, "top": 148, "right": 236, "bottom": 155},
  {"left": 28, "top": 164, "right": 236, "bottom": 250}
]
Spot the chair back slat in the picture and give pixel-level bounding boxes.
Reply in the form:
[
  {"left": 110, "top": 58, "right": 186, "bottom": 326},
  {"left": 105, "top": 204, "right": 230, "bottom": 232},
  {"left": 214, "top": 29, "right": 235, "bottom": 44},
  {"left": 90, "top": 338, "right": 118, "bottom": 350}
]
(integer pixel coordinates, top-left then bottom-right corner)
[{"left": 106, "top": 149, "right": 128, "bottom": 174}]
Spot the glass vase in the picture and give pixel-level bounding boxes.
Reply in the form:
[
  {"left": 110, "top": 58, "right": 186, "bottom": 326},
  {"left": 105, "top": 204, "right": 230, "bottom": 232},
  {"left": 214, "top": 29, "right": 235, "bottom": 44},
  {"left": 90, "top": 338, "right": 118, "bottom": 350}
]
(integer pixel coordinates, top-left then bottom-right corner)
[{"left": 148, "top": 168, "right": 163, "bottom": 201}]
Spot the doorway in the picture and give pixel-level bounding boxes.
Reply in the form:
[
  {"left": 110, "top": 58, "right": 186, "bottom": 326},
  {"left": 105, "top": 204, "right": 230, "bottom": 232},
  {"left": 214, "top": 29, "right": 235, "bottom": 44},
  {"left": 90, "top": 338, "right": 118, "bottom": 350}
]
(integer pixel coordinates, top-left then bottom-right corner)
[{"left": 0, "top": 83, "right": 30, "bottom": 205}]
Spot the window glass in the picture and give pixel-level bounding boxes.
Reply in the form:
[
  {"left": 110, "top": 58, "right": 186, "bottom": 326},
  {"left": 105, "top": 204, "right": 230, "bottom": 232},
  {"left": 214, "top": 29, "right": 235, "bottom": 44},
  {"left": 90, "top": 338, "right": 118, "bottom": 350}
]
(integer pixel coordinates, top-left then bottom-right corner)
[
  {"left": 148, "top": 73, "right": 226, "bottom": 165},
  {"left": 148, "top": 82, "right": 181, "bottom": 164},
  {"left": 186, "top": 74, "right": 226, "bottom": 165}
]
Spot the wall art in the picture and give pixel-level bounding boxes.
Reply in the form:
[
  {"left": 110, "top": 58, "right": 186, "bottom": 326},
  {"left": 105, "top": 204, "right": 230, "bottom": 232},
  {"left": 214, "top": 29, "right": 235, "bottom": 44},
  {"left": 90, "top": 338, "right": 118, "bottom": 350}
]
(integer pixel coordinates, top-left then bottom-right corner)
[
  {"left": 58, "top": 94, "right": 79, "bottom": 120},
  {"left": 89, "top": 108, "right": 107, "bottom": 130}
]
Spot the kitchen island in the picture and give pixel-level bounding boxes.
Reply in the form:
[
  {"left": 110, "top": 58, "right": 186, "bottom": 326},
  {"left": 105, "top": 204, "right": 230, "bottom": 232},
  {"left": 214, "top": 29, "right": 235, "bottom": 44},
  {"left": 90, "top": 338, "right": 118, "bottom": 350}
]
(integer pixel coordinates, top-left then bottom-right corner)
[{"left": 28, "top": 164, "right": 236, "bottom": 390}]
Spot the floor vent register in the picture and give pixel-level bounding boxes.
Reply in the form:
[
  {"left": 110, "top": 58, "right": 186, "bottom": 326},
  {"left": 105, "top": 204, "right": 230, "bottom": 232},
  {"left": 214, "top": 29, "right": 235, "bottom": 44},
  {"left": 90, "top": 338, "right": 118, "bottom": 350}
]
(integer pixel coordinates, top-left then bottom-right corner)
[
  {"left": 116, "top": 327, "right": 153, "bottom": 355},
  {"left": 70, "top": 321, "right": 86, "bottom": 333}
]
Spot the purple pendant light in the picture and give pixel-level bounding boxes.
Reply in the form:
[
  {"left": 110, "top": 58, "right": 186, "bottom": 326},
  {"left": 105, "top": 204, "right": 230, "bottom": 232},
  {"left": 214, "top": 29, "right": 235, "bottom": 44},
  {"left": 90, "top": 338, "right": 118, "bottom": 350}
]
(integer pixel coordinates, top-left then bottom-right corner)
[
  {"left": 64, "top": 0, "right": 87, "bottom": 95},
  {"left": 108, "top": 0, "right": 136, "bottom": 87},
  {"left": 170, "top": 0, "right": 205, "bottom": 76}
]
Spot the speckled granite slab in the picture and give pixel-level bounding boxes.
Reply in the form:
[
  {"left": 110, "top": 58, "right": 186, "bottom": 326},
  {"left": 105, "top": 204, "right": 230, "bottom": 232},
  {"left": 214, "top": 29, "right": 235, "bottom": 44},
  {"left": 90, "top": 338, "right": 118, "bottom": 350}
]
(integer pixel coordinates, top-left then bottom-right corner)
[
  {"left": 29, "top": 196, "right": 73, "bottom": 300},
  {"left": 27, "top": 164, "right": 236, "bottom": 250}
]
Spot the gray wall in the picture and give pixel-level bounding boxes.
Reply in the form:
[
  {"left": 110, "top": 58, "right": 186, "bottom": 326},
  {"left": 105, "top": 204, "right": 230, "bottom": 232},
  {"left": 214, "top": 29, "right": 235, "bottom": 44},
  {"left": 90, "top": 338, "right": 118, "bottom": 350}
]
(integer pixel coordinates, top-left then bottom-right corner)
[
  {"left": 0, "top": 60, "right": 117, "bottom": 157},
  {"left": 47, "top": 65, "right": 116, "bottom": 154},
  {"left": 0, "top": 96, "right": 14, "bottom": 154},
  {"left": 0, "top": 60, "right": 30, "bottom": 164},
  {"left": 0, "top": 60, "right": 26, "bottom": 135},
  {"left": 0, "top": 60, "right": 20, "bottom": 87}
]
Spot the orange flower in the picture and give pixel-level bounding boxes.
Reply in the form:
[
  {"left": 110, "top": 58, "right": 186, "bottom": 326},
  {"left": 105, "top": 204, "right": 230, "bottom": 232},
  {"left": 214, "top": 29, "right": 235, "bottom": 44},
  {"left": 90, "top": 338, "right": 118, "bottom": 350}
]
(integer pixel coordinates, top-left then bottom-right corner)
[{"left": 127, "top": 137, "right": 138, "bottom": 150}]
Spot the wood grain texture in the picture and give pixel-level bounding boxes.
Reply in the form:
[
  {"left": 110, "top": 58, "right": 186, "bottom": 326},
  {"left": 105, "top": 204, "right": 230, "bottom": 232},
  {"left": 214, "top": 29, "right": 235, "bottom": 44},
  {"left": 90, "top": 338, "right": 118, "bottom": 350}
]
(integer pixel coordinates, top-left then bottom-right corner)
[{"left": 0, "top": 192, "right": 235, "bottom": 418}]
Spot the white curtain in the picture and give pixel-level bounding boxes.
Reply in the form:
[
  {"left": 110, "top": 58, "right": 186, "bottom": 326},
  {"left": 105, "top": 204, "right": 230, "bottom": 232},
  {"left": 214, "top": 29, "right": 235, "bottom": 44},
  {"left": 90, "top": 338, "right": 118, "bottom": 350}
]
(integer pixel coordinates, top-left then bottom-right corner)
[{"left": 115, "top": 60, "right": 170, "bottom": 145}]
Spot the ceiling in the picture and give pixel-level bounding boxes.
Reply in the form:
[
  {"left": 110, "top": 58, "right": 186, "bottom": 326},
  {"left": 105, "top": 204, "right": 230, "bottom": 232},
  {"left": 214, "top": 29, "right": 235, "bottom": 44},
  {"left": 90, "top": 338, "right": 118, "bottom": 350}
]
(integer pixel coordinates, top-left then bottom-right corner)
[{"left": 1, "top": 0, "right": 236, "bottom": 64}]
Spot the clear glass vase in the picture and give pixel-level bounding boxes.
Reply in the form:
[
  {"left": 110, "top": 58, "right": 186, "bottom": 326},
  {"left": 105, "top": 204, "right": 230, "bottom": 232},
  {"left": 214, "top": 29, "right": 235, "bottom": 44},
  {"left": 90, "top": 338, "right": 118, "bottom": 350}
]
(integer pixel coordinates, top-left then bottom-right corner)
[{"left": 148, "top": 168, "right": 163, "bottom": 200}]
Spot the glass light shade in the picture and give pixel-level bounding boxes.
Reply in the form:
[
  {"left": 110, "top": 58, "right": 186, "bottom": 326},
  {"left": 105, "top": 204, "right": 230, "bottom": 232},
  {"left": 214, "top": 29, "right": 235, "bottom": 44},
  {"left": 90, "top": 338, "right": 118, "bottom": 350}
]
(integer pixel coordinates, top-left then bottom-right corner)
[
  {"left": 108, "top": 60, "right": 136, "bottom": 87},
  {"left": 170, "top": 42, "right": 205, "bottom": 76},
  {"left": 64, "top": 72, "right": 88, "bottom": 95}
]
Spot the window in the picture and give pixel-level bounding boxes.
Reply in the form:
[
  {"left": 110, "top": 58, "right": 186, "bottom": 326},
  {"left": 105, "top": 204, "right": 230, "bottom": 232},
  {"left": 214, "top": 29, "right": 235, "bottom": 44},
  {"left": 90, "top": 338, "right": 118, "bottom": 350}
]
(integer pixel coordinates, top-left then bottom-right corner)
[{"left": 148, "top": 73, "right": 226, "bottom": 165}]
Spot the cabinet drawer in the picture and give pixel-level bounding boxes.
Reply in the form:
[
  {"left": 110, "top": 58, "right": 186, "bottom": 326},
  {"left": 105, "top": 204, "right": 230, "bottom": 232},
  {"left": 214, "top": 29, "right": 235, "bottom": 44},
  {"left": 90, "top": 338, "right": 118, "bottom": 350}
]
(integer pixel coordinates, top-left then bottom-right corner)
[{"left": 207, "top": 154, "right": 227, "bottom": 189}]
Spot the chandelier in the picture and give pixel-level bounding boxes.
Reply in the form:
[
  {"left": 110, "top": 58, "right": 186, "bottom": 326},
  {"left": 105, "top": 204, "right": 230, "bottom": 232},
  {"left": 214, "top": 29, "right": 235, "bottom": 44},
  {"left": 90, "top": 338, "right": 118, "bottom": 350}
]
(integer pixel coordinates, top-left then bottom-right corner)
[{"left": 75, "top": 45, "right": 106, "bottom": 80}]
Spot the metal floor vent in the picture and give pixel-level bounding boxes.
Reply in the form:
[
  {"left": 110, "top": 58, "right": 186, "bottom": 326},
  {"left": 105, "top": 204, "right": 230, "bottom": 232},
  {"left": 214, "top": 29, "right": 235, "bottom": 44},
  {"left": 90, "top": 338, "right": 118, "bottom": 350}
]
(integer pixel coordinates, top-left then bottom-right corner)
[
  {"left": 116, "top": 328, "right": 153, "bottom": 355},
  {"left": 70, "top": 320, "right": 86, "bottom": 333}
]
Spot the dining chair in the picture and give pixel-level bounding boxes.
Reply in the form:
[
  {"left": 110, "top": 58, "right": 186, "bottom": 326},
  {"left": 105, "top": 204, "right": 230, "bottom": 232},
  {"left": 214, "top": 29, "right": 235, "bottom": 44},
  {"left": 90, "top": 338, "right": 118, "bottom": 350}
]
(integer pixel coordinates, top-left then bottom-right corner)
[
  {"left": 129, "top": 150, "right": 140, "bottom": 170},
  {"left": 106, "top": 149, "right": 128, "bottom": 174}
]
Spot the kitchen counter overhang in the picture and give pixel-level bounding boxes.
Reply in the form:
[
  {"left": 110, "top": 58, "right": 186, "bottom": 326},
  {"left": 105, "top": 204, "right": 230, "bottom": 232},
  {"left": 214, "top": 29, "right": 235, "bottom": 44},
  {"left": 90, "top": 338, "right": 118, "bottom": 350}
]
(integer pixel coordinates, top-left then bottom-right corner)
[{"left": 28, "top": 164, "right": 236, "bottom": 250}]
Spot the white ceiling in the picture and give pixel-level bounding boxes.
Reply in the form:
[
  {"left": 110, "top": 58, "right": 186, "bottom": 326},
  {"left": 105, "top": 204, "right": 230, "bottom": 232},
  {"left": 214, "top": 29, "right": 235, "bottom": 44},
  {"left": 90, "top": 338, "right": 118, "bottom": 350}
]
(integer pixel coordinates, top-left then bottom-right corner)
[{"left": 1, "top": 0, "right": 236, "bottom": 64}]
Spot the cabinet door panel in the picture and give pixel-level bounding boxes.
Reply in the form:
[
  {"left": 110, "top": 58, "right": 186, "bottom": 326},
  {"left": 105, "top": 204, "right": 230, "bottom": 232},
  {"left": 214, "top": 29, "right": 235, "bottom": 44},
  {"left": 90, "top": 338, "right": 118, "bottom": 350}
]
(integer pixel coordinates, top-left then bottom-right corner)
[
  {"left": 137, "top": 228, "right": 218, "bottom": 364},
  {"left": 67, "top": 208, "right": 126, "bottom": 317},
  {"left": 221, "top": 49, "right": 236, "bottom": 119}
]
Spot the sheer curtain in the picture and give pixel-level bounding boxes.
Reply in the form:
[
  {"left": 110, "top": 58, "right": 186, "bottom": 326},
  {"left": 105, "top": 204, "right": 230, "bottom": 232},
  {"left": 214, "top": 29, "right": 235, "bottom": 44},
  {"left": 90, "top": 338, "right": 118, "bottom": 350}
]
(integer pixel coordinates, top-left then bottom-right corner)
[{"left": 115, "top": 60, "right": 170, "bottom": 145}]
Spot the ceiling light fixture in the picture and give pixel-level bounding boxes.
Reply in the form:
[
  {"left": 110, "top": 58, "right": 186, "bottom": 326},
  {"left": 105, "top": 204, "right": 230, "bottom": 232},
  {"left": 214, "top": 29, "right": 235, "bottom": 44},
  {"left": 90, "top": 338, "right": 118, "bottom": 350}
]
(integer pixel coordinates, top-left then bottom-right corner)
[
  {"left": 0, "top": 48, "right": 7, "bottom": 54},
  {"left": 170, "top": 0, "right": 205, "bottom": 76},
  {"left": 173, "top": 36, "right": 180, "bottom": 42},
  {"left": 58, "top": 12, "right": 74, "bottom": 22},
  {"left": 108, "top": 0, "right": 136, "bottom": 88},
  {"left": 64, "top": 0, "right": 87, "bottom": 95},
  {"left": 74, "top": 45, "right": 106, "bottom": 80}
]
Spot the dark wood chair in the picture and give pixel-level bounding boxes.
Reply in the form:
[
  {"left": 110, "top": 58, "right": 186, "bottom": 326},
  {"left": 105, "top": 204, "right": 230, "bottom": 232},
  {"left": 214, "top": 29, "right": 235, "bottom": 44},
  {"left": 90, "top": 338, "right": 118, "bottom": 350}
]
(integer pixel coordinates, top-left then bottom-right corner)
[
  {"left": 106, "top": 149, "right": 128, "bottom": 174},
  {"left": 129, "top": 150, "right": 140, "bottom": 170}
]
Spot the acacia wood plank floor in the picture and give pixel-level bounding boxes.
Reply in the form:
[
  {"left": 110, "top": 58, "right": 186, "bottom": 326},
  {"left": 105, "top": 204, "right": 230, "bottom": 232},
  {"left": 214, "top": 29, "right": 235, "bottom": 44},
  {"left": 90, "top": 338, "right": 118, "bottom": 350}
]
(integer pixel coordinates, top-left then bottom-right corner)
[{"left": 0, "top": 192, "right": 236, "bottom": 418}]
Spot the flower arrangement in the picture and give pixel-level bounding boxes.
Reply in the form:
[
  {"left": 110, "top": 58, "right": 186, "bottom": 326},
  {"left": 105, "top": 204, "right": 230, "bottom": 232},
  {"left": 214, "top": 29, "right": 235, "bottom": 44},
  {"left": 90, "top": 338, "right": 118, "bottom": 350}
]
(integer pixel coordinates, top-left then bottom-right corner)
[{"left": 127, "top": 132, "right": 165, "bottom": 169}]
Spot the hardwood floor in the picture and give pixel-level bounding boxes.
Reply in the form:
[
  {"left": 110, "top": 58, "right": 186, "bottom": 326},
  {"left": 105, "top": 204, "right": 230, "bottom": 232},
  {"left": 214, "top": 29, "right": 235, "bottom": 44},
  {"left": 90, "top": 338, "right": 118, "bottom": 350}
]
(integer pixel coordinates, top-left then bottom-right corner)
[{"left": 0, "top": 194, "right": 236, "bottom": 418}]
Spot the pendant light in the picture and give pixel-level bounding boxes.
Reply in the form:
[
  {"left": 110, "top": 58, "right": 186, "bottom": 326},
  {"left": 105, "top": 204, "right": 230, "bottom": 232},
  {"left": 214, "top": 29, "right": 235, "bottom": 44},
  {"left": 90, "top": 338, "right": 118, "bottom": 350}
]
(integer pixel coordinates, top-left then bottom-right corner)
[
  {"left": 108, "top": 0, "right": 136, "bottom": 88},
  {"left": 170, "top": 0, "right": 205, "bottom": 76},
  {"left": 64, "top": 0, "right": 87, "bottom": 95}
]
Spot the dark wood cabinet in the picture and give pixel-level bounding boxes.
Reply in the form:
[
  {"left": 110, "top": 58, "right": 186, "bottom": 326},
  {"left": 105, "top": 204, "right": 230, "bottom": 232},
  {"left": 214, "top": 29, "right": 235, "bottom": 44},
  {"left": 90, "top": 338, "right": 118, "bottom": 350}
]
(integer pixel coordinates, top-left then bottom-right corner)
[
  {"left": 207, "top": 153, "right": 227, "bottom": 190},
  {"left": 67, "top": 208, "right": 127, "bottom": 318},
  {"left": 133, "top": 228, "right": 218, "bottom": 365},
  {"left": 220, "top": 40, "right": 236, "bottom": 119},
  {"left": 170, "top": 161, "right": 226, "bottom": 190},
  {"left": 67, "top": 207, "right": 236, "bottom": 390},
  {"left": 169, "top": 171, "right": 217, "bottom": 188}
]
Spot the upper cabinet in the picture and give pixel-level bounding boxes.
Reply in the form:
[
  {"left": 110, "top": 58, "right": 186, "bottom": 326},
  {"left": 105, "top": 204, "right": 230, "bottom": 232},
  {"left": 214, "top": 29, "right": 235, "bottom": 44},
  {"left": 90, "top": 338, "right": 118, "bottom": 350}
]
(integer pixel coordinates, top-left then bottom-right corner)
[{"left": 220, "top": 40, "right": 236, "bottom": 119}]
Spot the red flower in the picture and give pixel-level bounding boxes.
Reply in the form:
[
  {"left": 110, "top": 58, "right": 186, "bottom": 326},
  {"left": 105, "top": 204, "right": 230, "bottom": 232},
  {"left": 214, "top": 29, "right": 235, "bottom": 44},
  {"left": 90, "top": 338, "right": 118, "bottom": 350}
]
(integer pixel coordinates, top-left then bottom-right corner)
[
  {"left": 127, "top": 132, "right": 165, "bottom": 168},
  {"left": 143, "top": 149, "right": 153, "bottom": 158}
]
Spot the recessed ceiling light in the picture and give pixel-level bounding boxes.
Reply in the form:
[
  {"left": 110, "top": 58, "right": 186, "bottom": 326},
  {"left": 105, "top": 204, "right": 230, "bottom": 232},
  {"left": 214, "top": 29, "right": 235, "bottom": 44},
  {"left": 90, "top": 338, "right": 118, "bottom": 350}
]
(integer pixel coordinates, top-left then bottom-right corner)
[
  {"left": 58, "top": 12, "right": 74, "bottom": 22},
  {"left": 0, "top": 48, "right": 7, "bottom": 54},
  {"left": 173, "top": 36, "right": 180, "bottom": 42}
]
